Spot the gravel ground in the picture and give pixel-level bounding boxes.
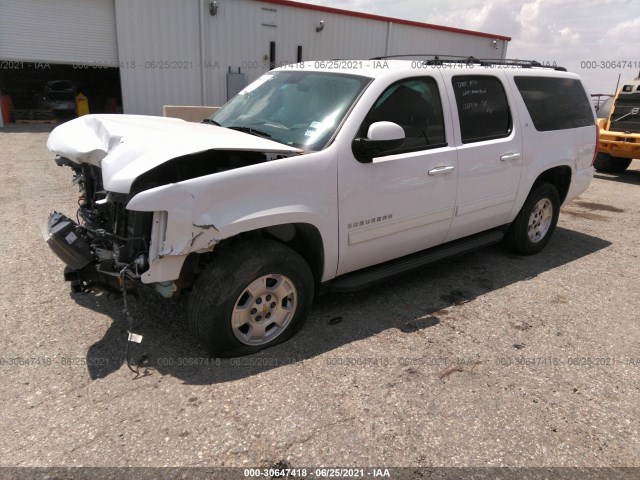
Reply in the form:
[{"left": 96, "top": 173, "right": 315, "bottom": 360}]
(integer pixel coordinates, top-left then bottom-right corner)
[{"left": 0, "top": 125, "right": 639, "bottom": 472}]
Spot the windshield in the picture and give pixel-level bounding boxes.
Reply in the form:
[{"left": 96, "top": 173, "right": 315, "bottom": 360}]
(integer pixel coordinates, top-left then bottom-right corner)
[{"left": 211, "top": 71, "right": 371, "bottom": 151}]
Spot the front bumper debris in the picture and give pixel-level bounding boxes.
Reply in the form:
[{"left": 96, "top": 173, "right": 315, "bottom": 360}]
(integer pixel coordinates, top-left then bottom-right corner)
[{"left": 43, "top": 211, "right": 94, "bottom": 270}]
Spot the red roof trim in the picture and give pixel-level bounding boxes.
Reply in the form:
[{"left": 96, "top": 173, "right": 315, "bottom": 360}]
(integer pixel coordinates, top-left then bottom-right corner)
[{"left": 257, "top": 0, "right": 512, "bottom": 41}]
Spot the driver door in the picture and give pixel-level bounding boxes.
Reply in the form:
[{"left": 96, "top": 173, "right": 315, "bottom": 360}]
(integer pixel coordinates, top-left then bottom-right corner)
[{"left": 336, "top": 76, "right": 458, "bottom": 276}]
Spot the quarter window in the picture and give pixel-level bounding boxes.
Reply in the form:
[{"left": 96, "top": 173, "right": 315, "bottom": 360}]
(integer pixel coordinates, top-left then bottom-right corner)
[
  {"left": 514, "top": 76, "right": 595, "bottom": 131},
  {"left": 452, "top": 76, "right": 512, "bottom": 143},
  {"left": 359, "top": 77, "right": 446, "bottom": 153}
]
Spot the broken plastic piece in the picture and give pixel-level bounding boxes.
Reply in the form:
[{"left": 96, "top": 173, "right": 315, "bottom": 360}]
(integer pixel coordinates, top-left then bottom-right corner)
[{"left": 128, "top": 332, "right": 143, "bottom": 344}]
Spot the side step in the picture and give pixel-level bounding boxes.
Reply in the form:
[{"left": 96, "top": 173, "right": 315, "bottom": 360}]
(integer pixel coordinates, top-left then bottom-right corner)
[{"left": 330, "top": 229, "right": 505, "bottom": 293}]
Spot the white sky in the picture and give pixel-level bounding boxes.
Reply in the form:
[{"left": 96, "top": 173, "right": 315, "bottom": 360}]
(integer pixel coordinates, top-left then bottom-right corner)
[{"left": 303, "top": 0, "right": 640, "bottom": 96}]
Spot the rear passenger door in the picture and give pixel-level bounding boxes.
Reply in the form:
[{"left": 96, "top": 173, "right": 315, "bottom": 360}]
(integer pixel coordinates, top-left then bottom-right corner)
[{"left": 444, "top": 72, "right": 523, "bottom": 242}]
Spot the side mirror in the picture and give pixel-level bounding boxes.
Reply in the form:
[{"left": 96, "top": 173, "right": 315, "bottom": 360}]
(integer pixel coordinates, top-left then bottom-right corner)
[{"left": 352, "top": 121, "right": 405, "bottom": 162}]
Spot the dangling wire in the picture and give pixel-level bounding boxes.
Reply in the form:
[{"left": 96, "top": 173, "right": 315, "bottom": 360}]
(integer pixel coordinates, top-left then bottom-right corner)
[{"left": 120, "top": 264, "right": 140, "bottom": 377}]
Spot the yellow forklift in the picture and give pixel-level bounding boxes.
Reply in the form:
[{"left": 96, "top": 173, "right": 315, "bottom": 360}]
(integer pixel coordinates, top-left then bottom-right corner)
[{"left": 596, "top": 72, "right": 640, "bottom": 172}]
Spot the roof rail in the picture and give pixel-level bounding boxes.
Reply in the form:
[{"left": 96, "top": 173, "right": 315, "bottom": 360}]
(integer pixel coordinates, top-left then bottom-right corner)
[{"left": 369, "top": 54, "right": 566, "bottom": 71}]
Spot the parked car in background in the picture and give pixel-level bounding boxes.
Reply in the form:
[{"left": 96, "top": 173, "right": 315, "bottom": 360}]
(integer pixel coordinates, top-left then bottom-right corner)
[{"left": 36, "top": 80, "right": 76, "bottom": 119}]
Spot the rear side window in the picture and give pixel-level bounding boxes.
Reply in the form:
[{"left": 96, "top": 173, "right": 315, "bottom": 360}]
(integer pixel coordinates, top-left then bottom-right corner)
[
  {"left": 514, "top": 77, "right": 594, "bottom": 131},
  {"left": 452, "top": 76, "right": 512, "bottom": 143}
]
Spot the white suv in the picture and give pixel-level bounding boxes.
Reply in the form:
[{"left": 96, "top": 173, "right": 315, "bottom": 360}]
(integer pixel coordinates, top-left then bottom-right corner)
[{"left": 45, "top": 58, "right": 597, "bottom": 356}]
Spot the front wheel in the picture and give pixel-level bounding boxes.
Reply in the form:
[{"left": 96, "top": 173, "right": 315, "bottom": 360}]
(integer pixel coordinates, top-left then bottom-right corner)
[
  {"left": 187, "top": 240, "right": 314, "bottom": 357},
  {"left": 505, "top": 182, "right": 560, "bottom": 255}
]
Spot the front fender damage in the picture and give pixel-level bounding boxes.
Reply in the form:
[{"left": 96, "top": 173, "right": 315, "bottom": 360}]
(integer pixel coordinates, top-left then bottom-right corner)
[
  {"left": 127, "top": 181, "right": 223, "bottom": 260},
  {"left": 189, "top": 223, "right": 221, "bottom": 252},
  {"left": 141, "top": 212, "right": 222, "bottom": 287}
]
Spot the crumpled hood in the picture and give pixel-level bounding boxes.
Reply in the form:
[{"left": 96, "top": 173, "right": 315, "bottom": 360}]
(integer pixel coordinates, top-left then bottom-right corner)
[{"left": 47, "top": 114, "right": 301, "bottom": 193}]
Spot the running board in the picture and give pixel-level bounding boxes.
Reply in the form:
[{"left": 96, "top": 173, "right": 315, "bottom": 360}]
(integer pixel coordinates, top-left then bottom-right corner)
[{"left": 330, "top": 229, "right": 505, "bottom": 293}]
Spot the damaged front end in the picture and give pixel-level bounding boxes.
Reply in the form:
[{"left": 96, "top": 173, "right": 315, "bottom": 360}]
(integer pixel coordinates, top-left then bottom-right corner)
[
  {"left": 43, "top": 158, "right": 152, "bottom": 293},
  {"left": 44, "top": 114, "right": 302, "bottom": 297}
]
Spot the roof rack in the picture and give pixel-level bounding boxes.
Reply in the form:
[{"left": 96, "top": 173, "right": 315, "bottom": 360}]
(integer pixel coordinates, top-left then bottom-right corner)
[{"left": 369, "top": 54, "right": 566, "bottom": 71}]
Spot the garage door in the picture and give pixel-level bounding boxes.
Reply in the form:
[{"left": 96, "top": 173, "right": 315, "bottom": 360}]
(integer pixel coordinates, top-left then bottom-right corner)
[{"left": 0, "top": 0, "right": 118, "bottom": 65}]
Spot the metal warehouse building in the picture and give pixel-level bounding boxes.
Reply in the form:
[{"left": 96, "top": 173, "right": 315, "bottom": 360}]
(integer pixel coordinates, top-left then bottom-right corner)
[{"left": 0, "top": 0, "right": 510, "bottom": 118}]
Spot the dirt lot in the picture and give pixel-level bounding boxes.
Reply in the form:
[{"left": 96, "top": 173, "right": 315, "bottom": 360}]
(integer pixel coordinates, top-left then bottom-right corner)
[{"left": 1, "top": 125, "right": 639, "bottom": 473}]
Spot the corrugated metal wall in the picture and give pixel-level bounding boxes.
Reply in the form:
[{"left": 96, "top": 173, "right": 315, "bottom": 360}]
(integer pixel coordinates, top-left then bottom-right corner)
[
  {"left": 114, "top": 0, "right": 203, "bottom": 118},
  {"left": 115, "top": 0, "right": 509, "bottom": 115},
  {"left": 202, "top": 0, "right": 394, "bottom": 112},
  {"left": 0, "top": 0, "right": 117, "bottom": 64},
  {"left": 387, "top": 23, "right": 507, "bottom": 58}
]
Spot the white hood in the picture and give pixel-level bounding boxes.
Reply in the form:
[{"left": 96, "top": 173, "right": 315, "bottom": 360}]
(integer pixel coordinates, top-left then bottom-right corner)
[{"left": 47, "top": 114, "right": 301, "bottom": 193}]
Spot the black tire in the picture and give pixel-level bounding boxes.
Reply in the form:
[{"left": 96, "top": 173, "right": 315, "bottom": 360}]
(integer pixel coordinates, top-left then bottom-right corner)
[
  {"left": 593, "top": 153, "right": 632, "bottom": 173},
  {"left": 505, "top": 182, "right": 560, "bottom": 255},
  {"left": 187, "top": 240, "right": 314, "bottom": 357}
]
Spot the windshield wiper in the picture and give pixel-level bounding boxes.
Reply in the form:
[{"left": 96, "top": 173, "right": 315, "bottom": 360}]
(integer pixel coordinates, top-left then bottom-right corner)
[
  {"left": 227, "top": 126, "right": 272, "bottom": 138},
  {"left": 202, "top": 118, "right": 221, "bottom": 125}
]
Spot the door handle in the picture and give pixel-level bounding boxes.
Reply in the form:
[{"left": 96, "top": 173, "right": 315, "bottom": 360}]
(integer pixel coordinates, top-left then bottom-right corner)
[
  {"left": 500, "top": 152, "right": 521, "bottom": 161},
  {"left": 428, "top": 165, "right": 455, "bottom": 176}
]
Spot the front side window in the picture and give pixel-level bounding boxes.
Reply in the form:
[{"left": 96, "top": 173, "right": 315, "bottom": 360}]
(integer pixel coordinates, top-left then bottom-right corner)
[
  {"left": 358, "top": 77, "right": 447, "bottom": 153},
  {"left": 212, "top": 71, "right": 371, "bottom": 151},
  {"left": 452, "top": 75, "right": 512, "bottom": 143}
]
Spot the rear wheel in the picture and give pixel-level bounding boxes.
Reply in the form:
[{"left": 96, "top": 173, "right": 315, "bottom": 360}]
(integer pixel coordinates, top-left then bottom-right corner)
[
  {"left": 594, "top": 153, "right": 632, "bottom": 173},
  {"left": 505, "top": 182, "right": 560, "bottom": 255},
  {"left": 188, "top": 240, "right": 314, "bottom": 357}
]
